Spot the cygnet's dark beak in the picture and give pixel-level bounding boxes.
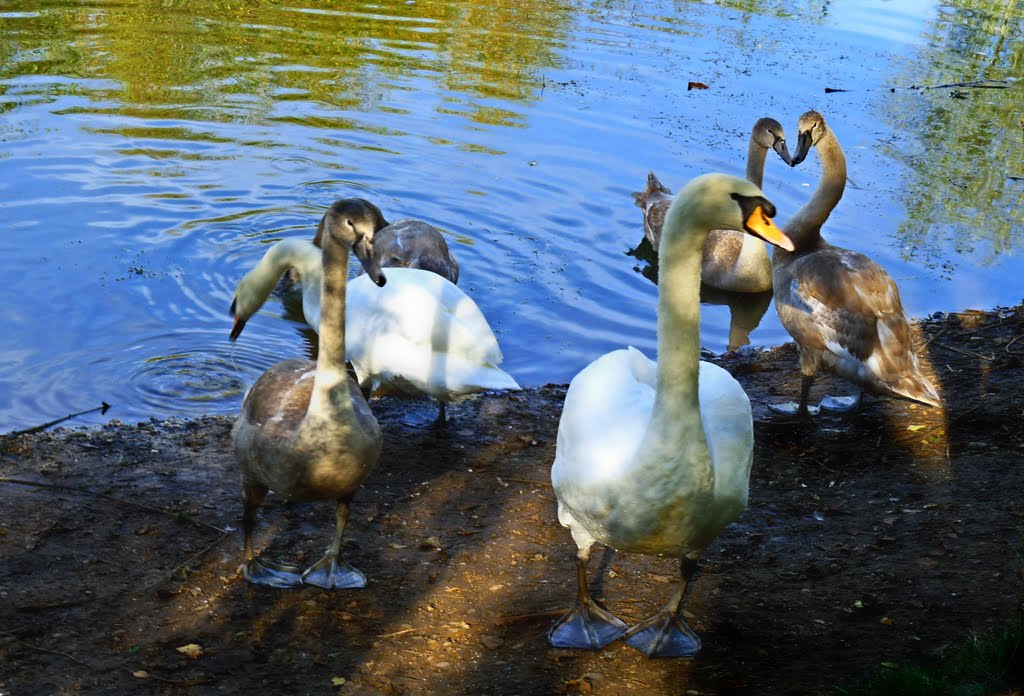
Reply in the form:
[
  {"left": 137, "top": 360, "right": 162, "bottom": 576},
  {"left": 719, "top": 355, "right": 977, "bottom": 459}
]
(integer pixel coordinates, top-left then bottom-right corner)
[
  {"left": 790, "top": 129, "right": 813, "bottom": 167},
  {"left": 773, "top": 137, "right": 793, "bottom": 166},
  {"left": 354, "top": 237, "right": 387, "bottom": 287}
]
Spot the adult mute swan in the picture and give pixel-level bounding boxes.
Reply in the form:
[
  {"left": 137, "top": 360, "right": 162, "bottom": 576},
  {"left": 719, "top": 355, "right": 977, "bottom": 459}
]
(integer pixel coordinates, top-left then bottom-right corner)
[
  {"left": 770, "top": 110, "right": 941, "bottom": 417},
  {"left": 550, "top": 173, "right": 794, "bottom": 657},
  {"left": 633, "top": 117, "right": 793, "bottom": 293},
  {"left": 232, "top": 198, "right": 387, "bottom": 589}
]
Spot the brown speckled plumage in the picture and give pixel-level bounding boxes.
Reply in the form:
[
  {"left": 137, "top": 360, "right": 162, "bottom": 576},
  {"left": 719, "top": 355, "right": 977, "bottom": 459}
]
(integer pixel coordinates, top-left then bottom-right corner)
[
  {"left": 772, "top": 111, "right": 941, "bottom": 413},
  {"left": 232, "top": 198, "right": 387, "bottom": 588}
]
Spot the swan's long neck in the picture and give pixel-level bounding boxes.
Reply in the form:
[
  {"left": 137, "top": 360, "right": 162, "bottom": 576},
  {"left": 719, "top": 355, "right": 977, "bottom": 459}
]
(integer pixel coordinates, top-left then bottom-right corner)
[
  {"left": 644, "top": 201, "right": 712, "bottom": 483},
  {"left": 783, "top": 129, "right": 846, "bottom": 250},
  {"left": 238, "top": 239, "right": 319, "bottom": 315},
  {"left": 745, "top": 137, "right": 768, "bottom": 189},
  {"left": 306, "top": 238, "right": 354, "bottom": 420}
]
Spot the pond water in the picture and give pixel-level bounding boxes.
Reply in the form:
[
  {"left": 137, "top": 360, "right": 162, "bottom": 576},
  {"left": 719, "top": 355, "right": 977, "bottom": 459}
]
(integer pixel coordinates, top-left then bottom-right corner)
[{"left": 1, "top": 0, "right": 1022, "bottom": 432}]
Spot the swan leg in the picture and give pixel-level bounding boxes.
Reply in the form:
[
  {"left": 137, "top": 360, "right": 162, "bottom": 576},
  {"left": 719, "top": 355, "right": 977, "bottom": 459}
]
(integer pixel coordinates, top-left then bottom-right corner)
[
  {"left": 548, "top": 551, "right": 627, "bottom": 649},
  {"left": 242, "top": 483, "right": 304, "bottom": 588},
  {"left": 400, "top": 400, "right": 448, "bottom": 430},
  {"left": 767, "top": 373, "right": 820, "bottom": 418},
  {"left": 301, "top": 501, "right": 367, "bottom": 589},
  {"left": 623, "top": 558, "right": 702, "bottom": 658}
]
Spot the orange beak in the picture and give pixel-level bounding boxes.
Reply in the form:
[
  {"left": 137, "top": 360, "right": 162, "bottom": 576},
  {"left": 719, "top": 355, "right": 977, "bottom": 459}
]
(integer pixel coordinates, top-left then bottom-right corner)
[{"left": 744, "top": 205, "right": 794, "bottom": 252}]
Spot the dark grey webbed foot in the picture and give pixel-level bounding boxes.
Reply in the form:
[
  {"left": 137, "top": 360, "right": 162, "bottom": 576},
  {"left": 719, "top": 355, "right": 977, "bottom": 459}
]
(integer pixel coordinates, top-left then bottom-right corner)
[
  {"left": 244, "top": 557, "right": 305, "bottom": 589},
  {"left": 301, "top": 554, "right": 367, "bottom": 589},
  {"left": 548, "top": 596, "right": 627, "bottom": 649},
  {"left": 623, "top": 608, "right": 701, "bottom": 657}
]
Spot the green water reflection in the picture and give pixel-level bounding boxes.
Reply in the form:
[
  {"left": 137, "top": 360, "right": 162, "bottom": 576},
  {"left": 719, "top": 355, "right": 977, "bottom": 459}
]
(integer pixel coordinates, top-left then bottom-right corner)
[
  {"left": 0, "top": 0, "right": 571, "bottom": 129},
  {"left": 882, "top": 0, "right": 1024, "bottom": 274}
]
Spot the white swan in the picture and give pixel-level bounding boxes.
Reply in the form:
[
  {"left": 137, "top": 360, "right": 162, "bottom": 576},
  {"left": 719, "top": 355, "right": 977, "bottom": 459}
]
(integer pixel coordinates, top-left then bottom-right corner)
[
  {"left": 633, "top": 117, "right": 793, "bottom": 293},
  {"left": 230, "top": 227, "right": 518, "bottom": 424},
  {"left": 549, "top": 173, "right": 794, "bottom": 657},
  {"left": 232, "top": 198, "right": 387, "bottom": 589},
  {"left": 771, "top": 110, "right": 942, "bottom": 416}
]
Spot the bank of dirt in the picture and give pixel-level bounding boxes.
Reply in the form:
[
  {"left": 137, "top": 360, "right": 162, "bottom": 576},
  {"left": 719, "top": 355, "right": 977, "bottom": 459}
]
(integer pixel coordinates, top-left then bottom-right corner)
[{"left": 2, "top": 305, "right": 1023, "bottom": 695}]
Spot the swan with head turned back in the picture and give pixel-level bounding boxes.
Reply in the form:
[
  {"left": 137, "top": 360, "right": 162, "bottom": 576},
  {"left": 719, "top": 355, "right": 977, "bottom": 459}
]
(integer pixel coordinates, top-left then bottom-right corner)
[
  {"left": 232, "top": 198, "right": 387, "bottom": 589},
  {"left": 230, "top": 199, "right": 517, "bottom": 427},
  {"left": 770, "top": 110, "right": 941, "bottom": 418},
  {"left": 633, "top": 117, "right": 793, "bottom": 293},
  {"left": 549, "top": 173, "right": 794, "bottom": 657}
]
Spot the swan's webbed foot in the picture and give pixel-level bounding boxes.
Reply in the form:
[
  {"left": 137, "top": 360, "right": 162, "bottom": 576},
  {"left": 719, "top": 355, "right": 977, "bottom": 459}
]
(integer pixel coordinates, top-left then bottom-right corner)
[
  {"left": 301, "top": 554, "right": 367, "bottom": 589},
  {"left": 818, "top": 393, "right": 861, "bottom": 413},
  {"left": 400, "top": 401, "right": 448, "bottom": 430},
  {"left": 244, "top": 557, "right": 304, "bottom": 588},
  {"left": 766, "top": 401, "right": 820, "bottom": 418},
  {"left": 622, "top": 609, "right": 701, "bottom": 658},
  {"left": 548, "top": 596, "right": 628, "bottom": 650}
]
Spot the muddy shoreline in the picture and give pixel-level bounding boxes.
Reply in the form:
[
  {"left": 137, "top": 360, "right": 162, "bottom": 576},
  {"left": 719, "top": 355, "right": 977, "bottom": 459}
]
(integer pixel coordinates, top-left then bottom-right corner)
[{"left": 2, "top": 304, "right": 1023, "bottom": 695}]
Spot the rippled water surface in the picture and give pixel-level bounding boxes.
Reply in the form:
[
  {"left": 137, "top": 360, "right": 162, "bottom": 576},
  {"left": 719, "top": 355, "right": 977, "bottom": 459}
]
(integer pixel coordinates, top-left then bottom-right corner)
[{"left": 1, "top": 0, "right": 1022, "bottom": 431}]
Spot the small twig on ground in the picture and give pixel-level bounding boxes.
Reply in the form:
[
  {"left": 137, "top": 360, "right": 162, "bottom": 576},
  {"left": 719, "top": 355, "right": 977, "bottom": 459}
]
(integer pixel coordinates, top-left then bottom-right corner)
[
  {"left": 137, "top": 672, "right": 217, "bottom": 686},
  {"left": 1005, "top": 333, "right": 1024, "bottom": 355},
  {"left": 16, "top": 640, "right": 93, "bottom": 668},
  {"left": 917, "top": 404, "right": 983, "bottom": 440},
  {"left": 919, "top": 327, "right": 946, "bottom": 350},
  {"left": 935, "top": 343, "right": 994, "bottom": 361},
  {"left": 376, "top": 628, "right": 418, "bottom": 639},
  {"left": 501, "top": 478, "right": 552, "bottom": 487},
  {"left": 495, "top": 608, "right": 564, "bottom": 625},
  {"left": 0, "top": 477, "right": 230, "bottom": 535},
  {"left": 4, "top": 402, "right": 111, "bottom": 437},
  {"left": 133, "top": 532, "right": 232, "bottom": 598}
]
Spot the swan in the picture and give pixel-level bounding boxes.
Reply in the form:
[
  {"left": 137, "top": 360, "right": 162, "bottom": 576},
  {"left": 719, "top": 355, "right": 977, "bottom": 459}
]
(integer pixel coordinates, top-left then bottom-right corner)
[
  {"left": 770, "top": 110, "right": 942, "bottom": 417},
  {"left": 313, "top": 209, "right": 460, "bottom": 285},
  {"left": 633, "top": 117, "right": 793, "bottom": 293},
  {"left": 232, "top": 198, "right": 388, "bottom": 589},
  {"left": 549, "top": 173, "right": 794, "bottom": 657},
  {"left": 230, "top": 239, "right": 518, "bottom": 426}
]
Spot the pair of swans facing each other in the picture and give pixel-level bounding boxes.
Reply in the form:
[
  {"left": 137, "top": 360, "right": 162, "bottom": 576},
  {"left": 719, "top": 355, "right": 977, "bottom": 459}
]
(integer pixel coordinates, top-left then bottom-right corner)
[{"left": 636, "top": 112, "right": 940, "bottom": 418}]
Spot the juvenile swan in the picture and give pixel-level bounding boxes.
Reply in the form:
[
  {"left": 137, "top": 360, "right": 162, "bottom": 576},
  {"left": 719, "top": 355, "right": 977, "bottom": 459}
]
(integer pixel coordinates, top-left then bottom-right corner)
[
  {"left": 550, "top": 173, "right": 794, "bottom": 657},
  {"left": 771, "top": 110, "right": 941, "bottom": 416},
  {"left": 232, "top": 199, "right": 387, "bottom": 589},
  {"left": 313, "top": 204, "right": 460, "bottom": 285},
  {"left": 633, "top": 117, "right": 793, "bottom": 293}
]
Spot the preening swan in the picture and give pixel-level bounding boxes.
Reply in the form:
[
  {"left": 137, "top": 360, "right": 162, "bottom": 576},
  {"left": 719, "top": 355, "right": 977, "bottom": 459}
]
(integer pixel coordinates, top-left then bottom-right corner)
[
  {"left": 550, "top": 173, "right": 794, "bottom": 657},
  {"left": 633, "top": 117, "right": 793, "bottom": 293},
  {"left": 230, "top": 208, "right": 517, "bottom": 425},
  {"left": 770, "top": 110, "right": 941, "bottom": 417},
  {"left": 232, "top": 198, "right": 387, "bottom": 589},
  {"left": 314, "top": 210, "right": 460, "bottom": 285}
]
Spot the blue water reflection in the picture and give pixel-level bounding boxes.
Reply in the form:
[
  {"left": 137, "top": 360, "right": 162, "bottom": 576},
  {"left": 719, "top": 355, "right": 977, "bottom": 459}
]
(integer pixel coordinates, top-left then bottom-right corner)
[{"left": 1, "top": 0, "right": 1021, "bottom": 431}]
